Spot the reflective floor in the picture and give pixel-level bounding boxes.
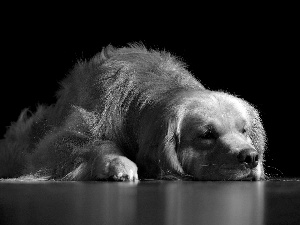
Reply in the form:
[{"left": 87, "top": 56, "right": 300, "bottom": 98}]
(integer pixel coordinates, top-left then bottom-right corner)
[{"left": 0, "top": 179, "right": 299, "bottom": 225}]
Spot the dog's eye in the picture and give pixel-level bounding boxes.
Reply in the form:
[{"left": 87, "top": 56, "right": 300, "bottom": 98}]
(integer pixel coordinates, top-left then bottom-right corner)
[
  {"left": 241, "top": 128, "right": 247, "bottom": 134},
  {"left": 200, "top": 130, "right": 215, "bottom": 139}
]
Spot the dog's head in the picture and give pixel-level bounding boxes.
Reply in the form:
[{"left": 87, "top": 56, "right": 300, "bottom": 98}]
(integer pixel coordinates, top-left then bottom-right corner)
[{"left": 137, "top": 90, "right": 266, "bottom": 181}]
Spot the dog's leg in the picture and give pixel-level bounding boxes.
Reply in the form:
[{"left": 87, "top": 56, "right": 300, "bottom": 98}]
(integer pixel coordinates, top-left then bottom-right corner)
[
  {"left": 86, "top": 140, "right": 138, "bottom": 181},
  {"left": 62, "top": 140, "right": 138, "bottom": 181},
  {"left": 31, "top": 131, "right": 138, "bottom": 181}
]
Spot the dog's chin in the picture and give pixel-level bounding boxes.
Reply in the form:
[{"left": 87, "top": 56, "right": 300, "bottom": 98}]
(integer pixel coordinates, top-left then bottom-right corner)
[{"left": 192, "top": 164, "right": 262, "bottom": 181}]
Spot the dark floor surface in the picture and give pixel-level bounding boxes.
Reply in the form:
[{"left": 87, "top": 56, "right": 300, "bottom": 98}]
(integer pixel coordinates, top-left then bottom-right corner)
[{"left": 0, "top": 179, "right": 299, "bottom": 225}]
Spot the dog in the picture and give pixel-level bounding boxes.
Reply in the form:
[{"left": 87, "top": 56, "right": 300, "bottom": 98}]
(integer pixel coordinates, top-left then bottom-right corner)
[{"left": 0, "top": 44, "right": 266, "bottom": 181}]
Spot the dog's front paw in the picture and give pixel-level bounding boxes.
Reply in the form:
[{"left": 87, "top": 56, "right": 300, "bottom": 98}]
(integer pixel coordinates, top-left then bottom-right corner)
[{"left": 93, "top": 156, "right": 138, "bottom": 181}]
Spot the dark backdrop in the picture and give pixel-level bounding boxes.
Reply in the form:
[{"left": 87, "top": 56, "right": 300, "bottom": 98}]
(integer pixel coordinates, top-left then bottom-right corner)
[{"left": 1, "top": 10, "right": 297, "bottom": 178}]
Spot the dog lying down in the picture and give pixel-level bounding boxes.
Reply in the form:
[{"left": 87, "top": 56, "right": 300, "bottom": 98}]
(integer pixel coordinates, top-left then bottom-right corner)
[{"left": 0, "top": 44, "right": 266, "bottom": 181}]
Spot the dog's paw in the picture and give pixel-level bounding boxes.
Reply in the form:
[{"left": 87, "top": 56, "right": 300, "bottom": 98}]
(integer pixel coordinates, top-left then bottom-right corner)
[{"left": 93, "top": 156, "right": 138, "bottom": 181}]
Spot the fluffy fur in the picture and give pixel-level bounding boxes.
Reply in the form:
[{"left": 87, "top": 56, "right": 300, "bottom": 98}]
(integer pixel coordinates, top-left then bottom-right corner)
[{"left": 0, "top": 44, "right": 266, "bottom": 181}]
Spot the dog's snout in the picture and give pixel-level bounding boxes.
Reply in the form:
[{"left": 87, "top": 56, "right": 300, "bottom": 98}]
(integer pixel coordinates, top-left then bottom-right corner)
[{"left": 237, "top": 148, "right": 259, "bottom": 169}]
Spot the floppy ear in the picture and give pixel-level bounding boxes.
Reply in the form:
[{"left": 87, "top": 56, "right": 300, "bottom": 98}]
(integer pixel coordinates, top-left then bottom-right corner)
[
  {"left": 158, "top": 118, "right": 184, "bottom": 177},
  {"left": 137, "top": 110, "right": 184, "bottom": 179},
  {"left": 92, "top": 45, "right": 115, "bottom": 63}
]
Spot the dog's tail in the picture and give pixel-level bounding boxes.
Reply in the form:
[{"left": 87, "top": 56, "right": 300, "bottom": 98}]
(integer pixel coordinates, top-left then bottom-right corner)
[{"left": 0, "top": 106, "right": 48, "bottom": 178}]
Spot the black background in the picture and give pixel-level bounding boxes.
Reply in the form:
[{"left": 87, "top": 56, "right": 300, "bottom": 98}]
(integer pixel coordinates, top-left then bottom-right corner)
[{"left": 0, "top": 6, "right": 298, "bottom": 178}]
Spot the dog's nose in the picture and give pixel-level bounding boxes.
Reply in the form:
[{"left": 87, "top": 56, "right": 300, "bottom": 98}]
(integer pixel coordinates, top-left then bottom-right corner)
[{"left": 237, "top": 148, "right": 259, "bottom": 169}]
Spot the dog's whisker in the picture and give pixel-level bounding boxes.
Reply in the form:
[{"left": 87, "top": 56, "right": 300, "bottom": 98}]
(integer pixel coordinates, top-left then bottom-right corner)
[
  {"left": 264, "top": 165, "right": 284, "bottom": 179},
  {"left": 264, "top": 165, "right": 284, "bottom": 175},
  {"left": 200, "top": 164, "right": 217, "bottom": 167}
]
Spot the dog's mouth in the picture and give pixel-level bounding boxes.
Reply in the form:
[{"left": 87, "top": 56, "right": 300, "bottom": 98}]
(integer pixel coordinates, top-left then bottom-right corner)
[
  {"left": 219, "top": 164, "right": 248, "bottom": 173},
  {"left": 218, "top": 164, "right": 256, "bottom": 180},
  {"left": 192, "top": 163, "right": 262, "bottom": 181}
]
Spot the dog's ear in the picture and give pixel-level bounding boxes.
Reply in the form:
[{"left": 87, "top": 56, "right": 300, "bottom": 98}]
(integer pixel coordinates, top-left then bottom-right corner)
[
  {"left": 157, "top": 117, "right": 184, "bottom": 177},
  {"left": 137, "top": 109, "right": 184, "bottom": 179},
  {"left": 92, "top": 45, "right": 115, "bottom": 63}
]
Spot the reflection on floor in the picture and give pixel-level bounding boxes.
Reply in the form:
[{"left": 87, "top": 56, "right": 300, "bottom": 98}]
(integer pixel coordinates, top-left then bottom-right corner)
[{"left": 0, "top": 179, "right": 299, "bottom": 225}]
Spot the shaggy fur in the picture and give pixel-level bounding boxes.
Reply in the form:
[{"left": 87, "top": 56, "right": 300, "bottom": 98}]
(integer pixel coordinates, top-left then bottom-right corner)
[{"left": 0, "top": 44, "right": 266, "bottom": 181}]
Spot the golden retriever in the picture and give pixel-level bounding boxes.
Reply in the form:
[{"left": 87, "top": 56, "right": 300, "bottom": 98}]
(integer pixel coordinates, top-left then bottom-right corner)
[{"left": 0, "top": 44, "right": 266, "bottom": 181}]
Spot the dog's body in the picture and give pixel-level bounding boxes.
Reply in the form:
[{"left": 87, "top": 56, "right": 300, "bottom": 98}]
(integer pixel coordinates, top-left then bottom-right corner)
[{"left": 0, "top": 45, "right": 266, "bottom": 181}]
